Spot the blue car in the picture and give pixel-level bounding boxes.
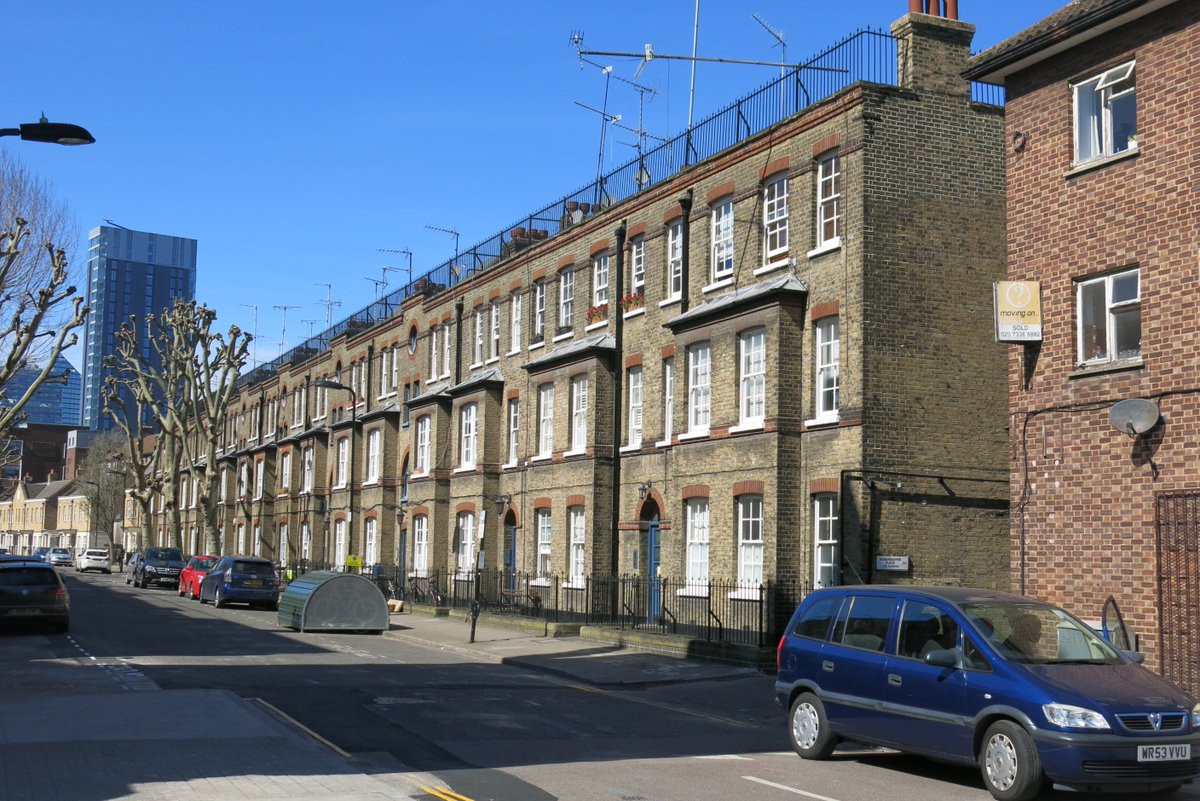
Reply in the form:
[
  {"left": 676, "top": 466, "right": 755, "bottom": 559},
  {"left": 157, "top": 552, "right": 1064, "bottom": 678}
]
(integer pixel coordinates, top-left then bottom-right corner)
[
  {"left": 198, "top": 555, "right": 279, "bottom": 611},
  {"left": 775, "top": 586, "right": 1200, "bottom": 800}
]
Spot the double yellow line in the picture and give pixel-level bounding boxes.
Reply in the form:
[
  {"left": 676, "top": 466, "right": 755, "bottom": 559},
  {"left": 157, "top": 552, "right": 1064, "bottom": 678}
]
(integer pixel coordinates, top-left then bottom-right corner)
[{"left": 420, "top": 787, "right": 474, "bottom": 801}]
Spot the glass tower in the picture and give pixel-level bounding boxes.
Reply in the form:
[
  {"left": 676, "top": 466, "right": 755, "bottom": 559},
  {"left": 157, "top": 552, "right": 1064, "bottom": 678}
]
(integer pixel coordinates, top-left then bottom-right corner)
[
  {"left": 2, "top": 355, "right": 83, "bottom": 427},
  {"left": 81, "top": 225, "right": 197, "bottom": 431}
]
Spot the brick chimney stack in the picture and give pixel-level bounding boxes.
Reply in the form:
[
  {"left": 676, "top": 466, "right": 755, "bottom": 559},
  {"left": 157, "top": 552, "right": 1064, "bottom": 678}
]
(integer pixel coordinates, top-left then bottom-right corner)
[{"left": 894, "top": 2, "right": 975, "bottom": 97}]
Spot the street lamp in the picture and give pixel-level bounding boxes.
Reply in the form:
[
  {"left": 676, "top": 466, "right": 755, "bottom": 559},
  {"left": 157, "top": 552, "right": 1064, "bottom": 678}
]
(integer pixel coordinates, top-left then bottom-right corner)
[
  {"left": 314, "top": 379, "right": 357, "bottom": 570},
  {"left": 0, "top": 117, "right": 95, "bottom": 146}
]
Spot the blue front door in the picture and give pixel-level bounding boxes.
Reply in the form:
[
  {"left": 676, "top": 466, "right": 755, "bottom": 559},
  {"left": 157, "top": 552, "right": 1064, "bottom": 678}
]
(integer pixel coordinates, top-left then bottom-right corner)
[
  {"left": 504, "top": 524, "right": 517, "bottom": 592},
  {"left": 647, "top": 518, "right": 661, "bottom": 625}
]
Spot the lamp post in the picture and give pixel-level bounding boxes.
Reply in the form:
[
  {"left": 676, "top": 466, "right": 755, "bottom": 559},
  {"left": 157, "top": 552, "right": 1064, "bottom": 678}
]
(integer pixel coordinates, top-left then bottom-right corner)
[
  {"left": 314, "top": 379, "right": 357, "bottom": 570},
  {"left": 0, "top": 117, "right": 95, "bottom": 146}
]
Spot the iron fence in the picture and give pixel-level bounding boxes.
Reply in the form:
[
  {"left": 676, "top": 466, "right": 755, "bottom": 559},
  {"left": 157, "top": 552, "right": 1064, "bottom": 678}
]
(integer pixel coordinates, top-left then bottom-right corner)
[
  {"left": 238, "top": 26, "right": 1005, "bottom": 390},
  {"left": 283, "top": 561, "right": 810, "bottom": 648}
]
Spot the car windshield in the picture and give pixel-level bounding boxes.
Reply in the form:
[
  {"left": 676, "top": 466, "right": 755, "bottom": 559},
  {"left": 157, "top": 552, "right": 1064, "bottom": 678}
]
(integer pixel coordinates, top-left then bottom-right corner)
[
  {"left": 190, "top": 558, "right": 216, "bottom": 569},
  {"left": 962, "top": 601, "right": 1123, "bottom": 665},
  {"left": 234, "top": 560, "right": 274, "bottom": 575},
  {"left": 145, "top": 548, "right": 183, "bottom": 561},
  {"left": 85, "top": 550, "right": 107, "bottom": 557},
  {"left": 50, "top": 548, "right": 70, "bottom": 555}
]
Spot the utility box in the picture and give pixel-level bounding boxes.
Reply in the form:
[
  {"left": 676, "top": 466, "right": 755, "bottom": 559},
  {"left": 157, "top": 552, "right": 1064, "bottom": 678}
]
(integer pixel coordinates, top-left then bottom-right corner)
[{"left": 277, "top": 571, "right": 389, "bottom": 633}]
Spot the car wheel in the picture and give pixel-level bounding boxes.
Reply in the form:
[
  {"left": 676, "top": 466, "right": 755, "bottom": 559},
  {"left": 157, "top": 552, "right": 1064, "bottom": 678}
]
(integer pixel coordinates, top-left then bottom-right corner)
[
  {"left": 215, "top": 586, "right": 228, "bottom": 608},
  {"left": 190, "top": 583, "right": 200, "bottom": 600},
  {"left": 980, "top": 720, "right": 1042, "bottom": 801},
  {"left": 104, "top": 569, "right": 111, "bottom": 574},
  {"left": 125, "top": 573, "right": 132, "bottom": 585},
  {"left": 178, "top": 582, "right": 186, "bottom": 597},
  {"left": 788, "top": 692, "right": 837, "bottom": 759}
]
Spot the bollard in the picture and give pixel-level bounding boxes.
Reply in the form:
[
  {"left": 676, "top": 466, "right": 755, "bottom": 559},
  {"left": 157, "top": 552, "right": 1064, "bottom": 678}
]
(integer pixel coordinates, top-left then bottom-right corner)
[{"left": 469, "top": 598, "right": 481, "bottom": 643}]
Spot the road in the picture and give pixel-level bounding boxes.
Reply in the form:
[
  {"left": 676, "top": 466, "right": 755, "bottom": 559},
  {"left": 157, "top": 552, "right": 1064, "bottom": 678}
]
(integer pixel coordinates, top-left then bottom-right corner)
[{"left": 9, "top": 569, "right": 1194, "bottom": 801}]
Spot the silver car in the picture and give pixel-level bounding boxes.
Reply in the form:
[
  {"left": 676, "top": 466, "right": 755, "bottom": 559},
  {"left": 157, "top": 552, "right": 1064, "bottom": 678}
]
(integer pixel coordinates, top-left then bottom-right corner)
[
  {"left": 46, "top": 547, "right": 73, "bottom": 567},
  {"left": 76, "top": 549, "right": 111, "bottom": 574}
]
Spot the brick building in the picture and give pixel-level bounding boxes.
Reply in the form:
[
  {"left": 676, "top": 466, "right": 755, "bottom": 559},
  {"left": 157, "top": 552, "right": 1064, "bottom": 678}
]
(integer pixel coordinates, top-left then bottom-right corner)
[
  {"left": 161, "top": 4, "right": 1009, "bottom": 636},
  {"left": 966, "top": 0, "right": 1200, "bottom": 685}
]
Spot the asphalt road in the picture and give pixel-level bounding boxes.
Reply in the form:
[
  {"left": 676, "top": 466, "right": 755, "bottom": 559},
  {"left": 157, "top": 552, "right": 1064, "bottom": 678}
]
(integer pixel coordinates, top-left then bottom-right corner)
[{"left": 24, "top": 569, "right": 1196, "bottom": 801}]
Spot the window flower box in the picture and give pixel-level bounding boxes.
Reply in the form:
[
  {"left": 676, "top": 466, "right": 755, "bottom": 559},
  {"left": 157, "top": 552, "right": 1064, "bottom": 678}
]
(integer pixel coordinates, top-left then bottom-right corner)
[
  {"left": 586, "top": 303, "right": 608, "bottom": 323},
  {"left": 619, "top": 291, "right": 645, "bottom": 312}
]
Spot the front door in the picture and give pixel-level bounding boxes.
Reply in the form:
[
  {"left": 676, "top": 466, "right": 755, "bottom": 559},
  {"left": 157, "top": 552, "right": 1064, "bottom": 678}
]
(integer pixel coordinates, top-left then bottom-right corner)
[
  {"left": 504, "top": 522, "right": 517, "bottom": 592},
  {"left": 647, "top": 517, "right": 661, "bottom": 625}
]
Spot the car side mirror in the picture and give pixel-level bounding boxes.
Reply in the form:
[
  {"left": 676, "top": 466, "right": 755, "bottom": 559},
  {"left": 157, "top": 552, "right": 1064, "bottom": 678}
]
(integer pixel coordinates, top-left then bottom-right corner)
[
  {"left": 1121, "top": 649, "right": 1145, "bottom": 665},
  {"left": 923, "top": 648, "right": 957, "bottom": 668}
]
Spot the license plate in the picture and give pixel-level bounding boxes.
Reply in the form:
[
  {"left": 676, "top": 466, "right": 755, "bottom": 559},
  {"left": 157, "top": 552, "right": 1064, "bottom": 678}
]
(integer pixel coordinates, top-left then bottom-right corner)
[
  {"left": 1138, "top": 744, "right": 1191, "bottom": 762},
  {"left": 243, "top": 579, "right": 262, "bottom": 587},
  {"left": 7, "top": 608, "right": 40, "bottom": 616}
]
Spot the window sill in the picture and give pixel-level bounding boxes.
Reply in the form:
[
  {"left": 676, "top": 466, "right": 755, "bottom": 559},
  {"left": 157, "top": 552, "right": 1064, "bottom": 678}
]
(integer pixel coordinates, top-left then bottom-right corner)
[
  {"left": 729, "top": 421, "right": 763, "bottom": 434},
  {"left": 702, "top": 277, "right": 734, "bottom": 294},
  {"left": 562, "top": 581, "right": 586, "bottom": 590},
  {"left": 530, "top": 578, "right": 552, "bottom": 588},
  {"left": 805, "top": 415, "right": 840, "bottom": 429},
  {"left": 452, "top": 465, "right": 476, "bottom": 475},
  {"left": 409, "top": 471, "right": 429, "bottom": 480},
  {"left": 755, "top": 259, "right": 790, "bottom": 277},
  {"left": 501, "top": 461, "right": 518, "bottom": 470},
  {"left": 362, "top": 480, "right": 380, "bottom": 488},
  {"left": 622, "top": 307, "right": 645, "bottom": 320},
  {"left": 807, "top": 238, "right": 842, "bottom": 259},
  {"left": 486, "top": 357, "right": 500, "bottom": 366},
  {"left": 585, "top": 320, "right": 609, "bottom": 332},
  {"left": 658, "top": 297, "right": 681, "bottom": 309},
  {"left": 727, "top": 589, "right": 762, "bottom": 601},
  {"left": 506, "top": 348, "right": 521, "bottom": 357},
  {"left": 678, "top": 430, "right": 709, "bottom": 442},
  {"left": 1067, "top": 147, "right": 1138, "bottom": 178},
  {"left": 1069, "top": 358, "right": 1144, "bottom": 379},
  {"left": 563, "top": 448, "right": 587, "bottom": 458},
  {"left": 655, "top": 438, "right": 673, "bottom": 448},
  {"left": 676, "top": 586, "right": 709, "bottom": 598},
  {"left": 552, "top": 331, "right": 575, "bottom": 343},
  {"left": 528, "top": 340, "right": 545, "bottom": 352},
  {"left": 529, "top": 454, "right": 552, "bottom": 464},
  {"left": 469, "top": 361, "right": 483, "bottom": 370},
  {"left": 619, "top": 442, "right": 643, "bottom": 453}
]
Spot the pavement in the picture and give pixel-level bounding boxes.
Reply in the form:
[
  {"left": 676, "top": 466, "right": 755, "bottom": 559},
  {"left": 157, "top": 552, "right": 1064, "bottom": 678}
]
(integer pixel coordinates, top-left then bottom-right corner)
[{"left": 0, "top": 607, "right": 765, "bottom": 801}]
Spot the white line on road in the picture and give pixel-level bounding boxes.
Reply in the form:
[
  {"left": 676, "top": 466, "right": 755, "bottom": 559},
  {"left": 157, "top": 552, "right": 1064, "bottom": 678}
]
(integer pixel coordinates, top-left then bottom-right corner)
[{"left": 743, "top": 775, "right": 843, "bottom": 801}]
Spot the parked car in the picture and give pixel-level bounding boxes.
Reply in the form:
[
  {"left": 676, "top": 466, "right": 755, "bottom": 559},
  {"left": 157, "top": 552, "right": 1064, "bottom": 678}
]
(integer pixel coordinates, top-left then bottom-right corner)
[
  {"left": 76, "top": 549, "right": 112, "bottom": 574},
  {"left": 46, "top": 547, "right": 73, "bottom": 567},
  {"left": 775, "top": 586, "right": 1200, "bottom": 801},
  {"left": 32, "top": 546, "right": 50, "bottom": 562},
  {"left": 178, "top": 555, "right": 218, "bottom": 600},
  {"left": 0, "top": 558, "right": 69, "bottom": 632},
  {"left": 198, "top": 555, "right": 279, "bottom": 610},
  {"left": 124, "top": 552, "right": 142, "bottom": 582},
  {"left": 128, "top": 547, "right": 185, "bottom": 588}
]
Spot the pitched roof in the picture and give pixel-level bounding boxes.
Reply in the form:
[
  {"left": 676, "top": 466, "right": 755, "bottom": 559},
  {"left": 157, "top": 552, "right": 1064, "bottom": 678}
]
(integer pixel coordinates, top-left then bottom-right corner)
[
  {"left": 666, "top": 275, "right": 808, "bottom": 331},
  {"left": 965, "top": 0, "right": 1175, "bottom": 82}
]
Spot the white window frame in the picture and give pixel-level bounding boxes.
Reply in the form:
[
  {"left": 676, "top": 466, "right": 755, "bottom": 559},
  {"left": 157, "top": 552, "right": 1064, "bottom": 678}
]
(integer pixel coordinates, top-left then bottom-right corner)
[
  {"left": 1073, "top": 60, "right": 1137, "bottom": 164},
  {"left": 630, "top": 237, "right": 645, "bottom": 295},
  {"left": 334, "top": 518, "right": 347, "bottom": 569},
  {"left": 592, "top": 251, "right": 609, "bottom": 308},
  {"left": 815, "top": 152, "right": 841, "bottom": 250},
  {"left": 685, "top": 498, "right": 710, "bottom": 587},
  {"left": 814, "top": 317, "right": 840, "bottom": 422},
  {"left": 739, "top": 328, "right": 766, "bottom": 428},
  {"left": 301, "top": 520, "right": 311, "bottom": 561},
  {"left": 442, "top": 322, "right": 452, "bottom": 377},
  {"left": 569, "top": 375, "right": 589, "bottom": 453},
  {"left": 378, "top": 349, "right": 390, "bottom": 400},
  {"left": 737, "top": 495, "right": 764, "bottom": 587},
  {"left": 626, "top": 366, "right": 643, "bottom": 448},
  {"left": 709, "top": 197, "right": 734, "bottom": 282},
  {"left": 366, "top": 429, "right": 381, "bottom": 484},
  {"left": 506, "top": 398, "right": 520, "bottom": 466},
  {"left": 666, "top": 219, "right": 683, "bottom": 300},
  {"left": 1076, "top": 267, "right": 1141, "bottom": 366},
  {"left": 686, "top": 342, "right": 711, "bottom": 435},
  {"left": 279, "top": 451, "right": 291, "bottom": 490},
  {"left": 532, "top": 280, "right": 546, "bottom": 341},
  {"left": 558, "top": 268, "right": 574, "bottom": 330},
  {"left": 335, "top": 437, "right": 349, "bottom": 488},
  {"left": 509, "top": 291, "right": 522, "bottom": 353},
  {"left": 660, "top": 358, "right": 674, "bottom": 446},
  {"left": 237, "top": 522, "right": 246, "bottom": 554},
  {"left": 568, "top": 506, "right": 585, "bottom": 585},
  {"left": 365, "top": 517, "right": 378, "bottom": 566},
  {"left": 430, "top": 326, "right": 439, "bottom": 376},
  {"left": 536, "top": 509, "right": 552, "bottom": 580},
  {"left": 278, "top": 522, "right": 289, "bottom": 568},
  {"left": 455, "top": 511, "right": 475, "bottom": 575},
  {"left": 253, "top": 523, "right": 262, "bottom": 557},
  {"left": 762, "top": 173, "right": 789, "bottom": 266},
  {"left": 459, "top": 403, "right": 478, "bottom": 469},
  {"left": 537, "top": 383, "right": 554, "bottom": 457},
  {"left": 489, "top": 301, "right": 501, "bottom": 360},
  {"left": 472, "top": 309, "right": 484, "bottom": 366},
  {"left": 415, "top": 415, "right": 431, "bottom": 474},
  {"left": 302, "top": 447, "right": 314, "bottom": 492},
  {"left": 814, "top": 493, "right": 839, "bottom": 589},
  {"left": 253, "top": 459, "right": 264, "bottom": 500},
  {"left": 412, "top": 514, "right": 429, "bottom": 577}
]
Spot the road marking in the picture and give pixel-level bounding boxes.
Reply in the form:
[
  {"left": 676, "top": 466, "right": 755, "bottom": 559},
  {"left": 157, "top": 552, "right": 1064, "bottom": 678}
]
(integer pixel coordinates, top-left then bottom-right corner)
[
  {"left": 743, "top": 776, "right": 843, "bottom": 801},
  {"left": 695, "top": 754, "right": 753, "bottom": 760},
  {"left": 420, "top": 786, "right": 474, "bottom": 801},
  {"left": 531, "top": 673, "right": 756, "bottom": 729}
]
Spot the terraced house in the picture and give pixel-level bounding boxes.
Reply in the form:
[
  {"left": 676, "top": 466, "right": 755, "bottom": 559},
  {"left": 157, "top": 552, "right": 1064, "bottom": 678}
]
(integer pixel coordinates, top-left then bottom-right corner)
[{"left": 158, "top": 3, "right": 1010, "bottom": 643}]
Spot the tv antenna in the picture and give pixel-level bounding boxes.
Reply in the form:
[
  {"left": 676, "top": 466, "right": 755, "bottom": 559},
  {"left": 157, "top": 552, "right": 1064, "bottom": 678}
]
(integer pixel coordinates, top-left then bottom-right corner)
[
  {"left": 315, "top": 283, "right": 342, "bottom": 328},
  {"left": 364, "top": 276, "right": 387, "bottom": 300},
  {"left": 425, "top": 225, "right": 460, "bottom": 277},
  {"left": 272, "top": 304, "right": 299, "bottom": 354},
  {"left": 378, "top": 247, "right": 413, "bottom": 290},
  {"left": 753, "top": 12, "right": 788, "bottom": 114},
  {"left": 240, "top": 303, "right": 259, "bottom": 368},
  {"left": 301, "top": 319, "right": 319, "bottom": 338}
]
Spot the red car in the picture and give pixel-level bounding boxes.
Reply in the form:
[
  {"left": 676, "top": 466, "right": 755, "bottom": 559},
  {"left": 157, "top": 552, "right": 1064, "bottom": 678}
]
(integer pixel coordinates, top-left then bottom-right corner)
[{"left": 178, "top": 555, "right": 219, "bottom": 600}]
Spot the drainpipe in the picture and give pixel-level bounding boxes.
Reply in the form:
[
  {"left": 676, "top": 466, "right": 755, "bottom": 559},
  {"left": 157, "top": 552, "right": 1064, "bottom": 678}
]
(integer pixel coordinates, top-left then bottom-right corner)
[
  {"left": 454, "top": 297, "right": 464, "bottom": 385},
  {"left": 678, "top": 190, "right": 693, "bottom": 313},
  {"left": 610, "top": 221, "right": 627, "bottom": 575}
]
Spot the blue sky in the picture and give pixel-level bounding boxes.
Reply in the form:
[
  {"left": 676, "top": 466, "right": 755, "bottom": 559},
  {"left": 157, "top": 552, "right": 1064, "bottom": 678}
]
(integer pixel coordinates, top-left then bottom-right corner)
[{"left": 10, "top": 1, "right": 1063, "bottom": 372}]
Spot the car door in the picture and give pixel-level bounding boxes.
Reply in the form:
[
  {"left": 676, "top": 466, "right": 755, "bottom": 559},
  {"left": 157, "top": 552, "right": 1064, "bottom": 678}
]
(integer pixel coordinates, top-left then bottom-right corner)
[
  {"left": 202, "top": 558, "right": 228, "bottom": 600},
  {"left": 817, "top": 593, "right": 899, "bottom": 743},
  {"left": 880, "top": 598, "right": 975, "bottom": 759}
]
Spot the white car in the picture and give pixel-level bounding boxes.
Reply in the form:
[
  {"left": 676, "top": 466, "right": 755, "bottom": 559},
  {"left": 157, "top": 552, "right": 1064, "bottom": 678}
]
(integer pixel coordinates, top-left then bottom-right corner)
[
  {"left": 76, "top": 549, "right": 112, "bottom": 574},
  {"left": 47, "top": 547, "right": 74, "bottom": 567}
]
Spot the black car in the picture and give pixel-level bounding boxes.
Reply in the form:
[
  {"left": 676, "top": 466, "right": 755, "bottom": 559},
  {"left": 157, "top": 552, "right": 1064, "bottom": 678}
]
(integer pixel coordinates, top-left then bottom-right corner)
[
  {"left": 0, "top": 558, "right": 69, "bottom": 632},
  {"left": 128, "top": 547, "right": 186, "bottom": 588}
]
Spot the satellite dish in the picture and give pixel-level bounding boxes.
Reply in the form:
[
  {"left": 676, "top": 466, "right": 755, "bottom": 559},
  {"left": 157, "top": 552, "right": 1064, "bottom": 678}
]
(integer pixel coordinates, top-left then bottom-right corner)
[{"left": 1108, "top": 398, "right": 1160, "bottom": 437}]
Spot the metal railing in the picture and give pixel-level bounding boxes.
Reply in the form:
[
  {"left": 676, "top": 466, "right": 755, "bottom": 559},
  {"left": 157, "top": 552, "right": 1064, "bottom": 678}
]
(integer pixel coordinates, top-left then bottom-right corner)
[
  {"left": 284, "top": 561, "right": 811, "bottom": 648},
  {"left": 238, "top": 26, "right": 1004, "bottom": 389}
]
